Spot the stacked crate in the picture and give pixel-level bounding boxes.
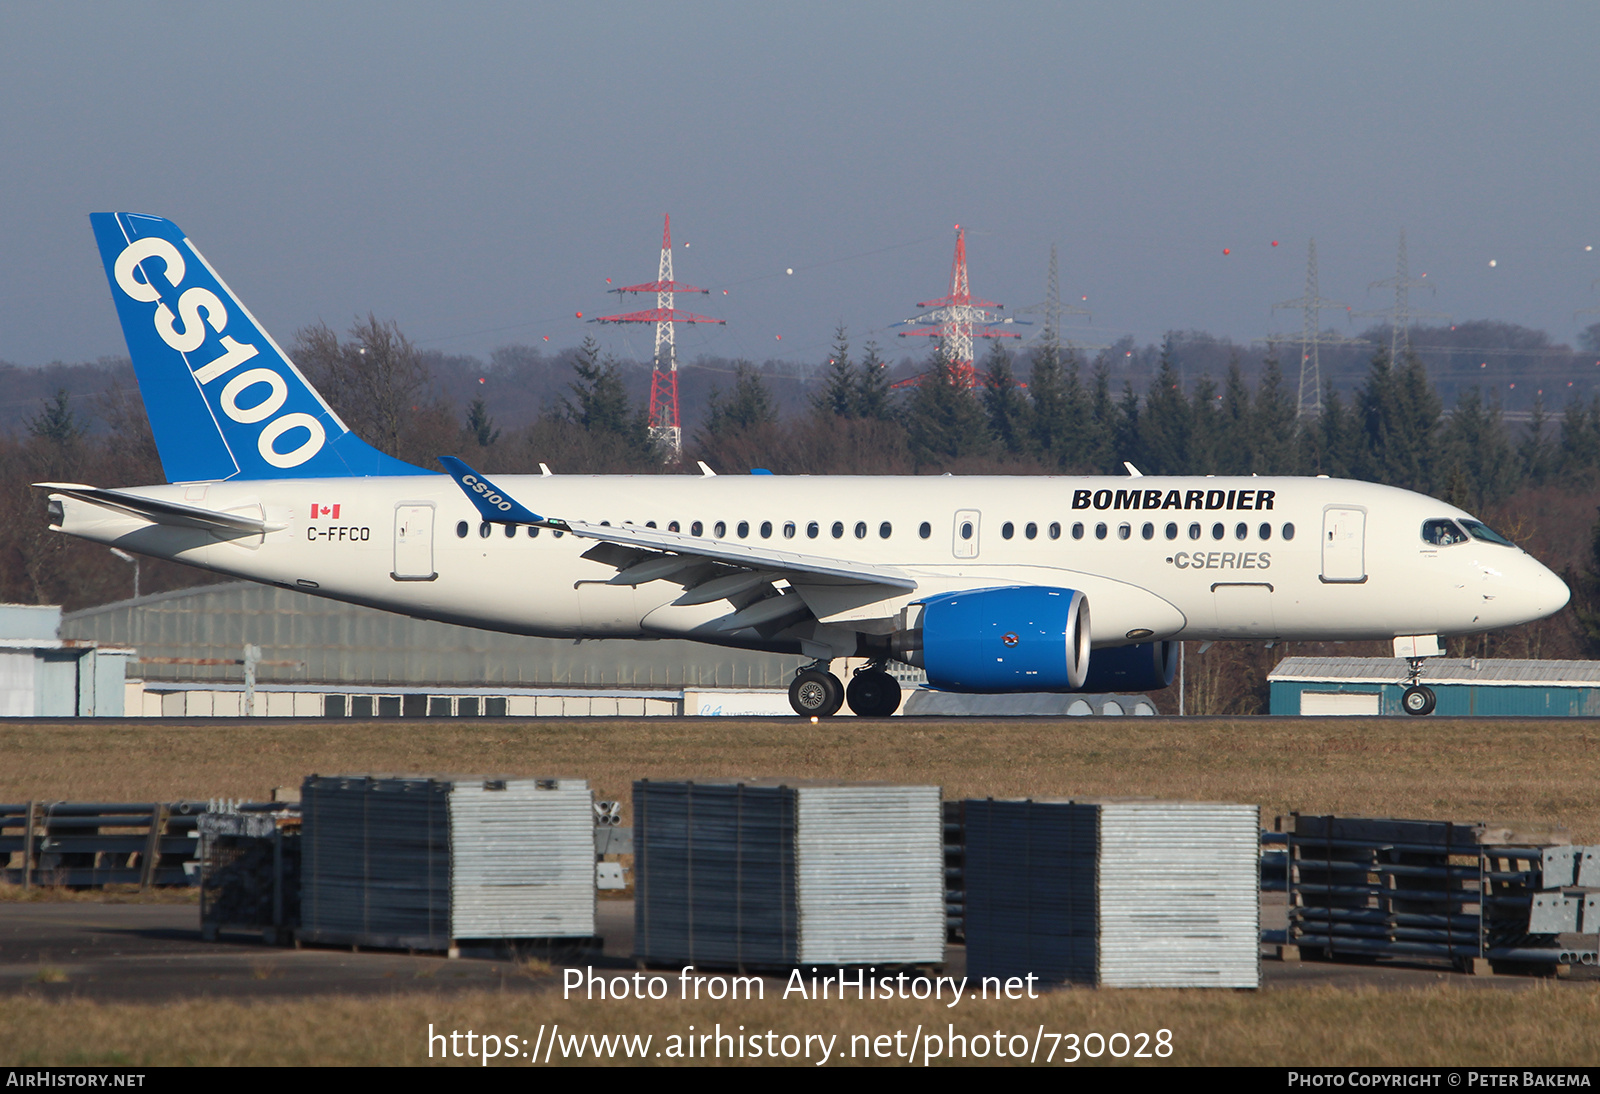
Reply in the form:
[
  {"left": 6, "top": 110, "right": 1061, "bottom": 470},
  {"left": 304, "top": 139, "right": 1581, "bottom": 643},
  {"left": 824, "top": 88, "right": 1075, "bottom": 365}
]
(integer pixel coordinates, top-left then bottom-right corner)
[
  {"left": 633, "top": 780, "right": 944, "bottom": 970},
  {"left": 1286, "top": 815, "right": 1600, "bottom": 969},
  {"left": 299, "top": 775, "right": 595, "bottom": 952},
  {"left": 963, "top": 799, "right": 1261, "bottom": 988},
  {"left": 198, "top": 810, "right": 301, "bottom": 943}
]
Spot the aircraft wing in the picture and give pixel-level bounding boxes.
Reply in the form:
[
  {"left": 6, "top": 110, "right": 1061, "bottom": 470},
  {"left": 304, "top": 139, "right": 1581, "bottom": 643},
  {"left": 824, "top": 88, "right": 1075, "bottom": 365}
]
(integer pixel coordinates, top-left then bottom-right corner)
[
  {"left": 35, "top": 483, "right": 284, "bottom": 535},
  {"left": 438, "top": 458, "right": 918, "bottom": 619}
]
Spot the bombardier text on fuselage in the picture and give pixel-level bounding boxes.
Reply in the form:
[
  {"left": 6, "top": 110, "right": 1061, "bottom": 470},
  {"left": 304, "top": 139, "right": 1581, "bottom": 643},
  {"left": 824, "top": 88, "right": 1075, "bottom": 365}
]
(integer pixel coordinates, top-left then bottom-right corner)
[{"left": 38, "top": 213, "right": 1571, "bottom": 717}]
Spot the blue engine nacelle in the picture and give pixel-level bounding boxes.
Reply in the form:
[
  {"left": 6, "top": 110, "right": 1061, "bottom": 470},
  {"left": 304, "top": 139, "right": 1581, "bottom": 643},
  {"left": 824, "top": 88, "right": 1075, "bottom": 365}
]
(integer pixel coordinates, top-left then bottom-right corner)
[
  {"left": 896, "top": 586, "right": 1090, "bottom": 693},
  {"left": 1078, "top": 640, "right": 1179, "bottom": 693}
]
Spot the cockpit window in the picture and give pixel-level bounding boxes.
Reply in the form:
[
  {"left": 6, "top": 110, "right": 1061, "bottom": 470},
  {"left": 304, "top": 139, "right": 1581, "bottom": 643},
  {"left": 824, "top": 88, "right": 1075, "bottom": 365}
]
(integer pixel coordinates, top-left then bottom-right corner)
[
  {"left": 1422, "top": 519, "right": 1469, "bottom": 547},
  {"left": 1459, "top": 519, "right": 1515, "bottom": 547}
]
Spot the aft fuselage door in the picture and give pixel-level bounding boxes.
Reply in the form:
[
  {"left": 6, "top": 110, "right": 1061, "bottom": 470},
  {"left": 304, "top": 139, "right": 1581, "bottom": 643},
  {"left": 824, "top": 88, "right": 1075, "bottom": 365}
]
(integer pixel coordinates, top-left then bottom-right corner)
[
  {"left": 953, "top": 509, "right": 981, "bottom": 559},
  {"left": 392, "top": 502, "right": 437, "bottom": 581},
  {"left": 1320, "top": 505, "right": 1367, "bottom": 584}
]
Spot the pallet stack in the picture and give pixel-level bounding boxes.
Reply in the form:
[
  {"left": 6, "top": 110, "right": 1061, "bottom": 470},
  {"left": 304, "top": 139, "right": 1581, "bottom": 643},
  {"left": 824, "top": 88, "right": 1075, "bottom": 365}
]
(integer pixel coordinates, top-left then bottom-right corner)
[
  {"left": 198, "top": 810, "right": 301, "bottom": 943},
  {"left": 1285, "top": 814, "right": 1600, "bottom": 970},
  {"left": 963, "top": 799, "right": 1261, "bottom": 988},
  {"left": 0, "top": 801, "right": 213, "bottom": 888},
  {"left": 633, "top": 780, "right": 945, "bottom": 970}
]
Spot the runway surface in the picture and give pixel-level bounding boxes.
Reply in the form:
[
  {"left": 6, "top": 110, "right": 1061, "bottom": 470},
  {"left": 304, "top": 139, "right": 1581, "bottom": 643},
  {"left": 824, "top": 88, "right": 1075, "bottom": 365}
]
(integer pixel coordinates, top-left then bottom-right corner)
[{"left": 1, "top": 895, "right": 1590, "bottom": 1001}]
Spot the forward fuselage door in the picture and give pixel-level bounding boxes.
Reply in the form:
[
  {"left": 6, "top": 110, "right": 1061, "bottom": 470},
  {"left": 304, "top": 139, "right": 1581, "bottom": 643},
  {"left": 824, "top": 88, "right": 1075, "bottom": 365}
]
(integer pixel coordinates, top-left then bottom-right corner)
[
  {"left": 392, "top": 502, "right": 437, "bottom": 581},
  {"left": 953, "top": 510, "right": 981, "bottom": 559},
  {"left": 1321, "top": 505, "right": 1367, "bottom": 584}
]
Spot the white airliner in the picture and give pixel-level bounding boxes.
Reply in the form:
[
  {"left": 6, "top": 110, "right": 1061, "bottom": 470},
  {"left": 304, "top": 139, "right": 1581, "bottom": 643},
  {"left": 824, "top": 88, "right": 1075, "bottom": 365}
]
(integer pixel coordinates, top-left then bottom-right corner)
[{"left": 38, "top": 213, "right": 1570, "bottom": 717}]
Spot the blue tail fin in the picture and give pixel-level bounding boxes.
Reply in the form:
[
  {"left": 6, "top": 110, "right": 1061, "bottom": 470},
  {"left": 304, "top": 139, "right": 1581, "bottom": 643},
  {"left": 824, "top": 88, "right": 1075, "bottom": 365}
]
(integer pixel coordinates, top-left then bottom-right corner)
[{"left": 90, "top": 212, "right": 426, "bottom": 482}]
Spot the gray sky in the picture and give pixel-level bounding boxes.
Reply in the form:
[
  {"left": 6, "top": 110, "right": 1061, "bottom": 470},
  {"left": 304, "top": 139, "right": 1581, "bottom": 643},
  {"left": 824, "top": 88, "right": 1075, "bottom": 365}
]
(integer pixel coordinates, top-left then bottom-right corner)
[{"left": 3, "top": 2, "right": 1597, "bottom": 371}]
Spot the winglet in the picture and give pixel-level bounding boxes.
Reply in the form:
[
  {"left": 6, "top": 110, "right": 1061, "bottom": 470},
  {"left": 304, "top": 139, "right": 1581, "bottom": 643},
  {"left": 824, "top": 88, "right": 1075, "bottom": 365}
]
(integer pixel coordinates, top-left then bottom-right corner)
[{"left": 438, "top": 456, "right": 556, "bottom": 527}]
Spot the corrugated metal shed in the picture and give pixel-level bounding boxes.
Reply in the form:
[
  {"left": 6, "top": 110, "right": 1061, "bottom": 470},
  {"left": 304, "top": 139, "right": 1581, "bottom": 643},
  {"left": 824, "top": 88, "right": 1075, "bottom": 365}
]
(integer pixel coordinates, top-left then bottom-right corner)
[
  {"left": 300, "top": 774, "right": 594, "bottom": 951},
  {"left": 61, "top": 583, "right": 804, "bottom": 688},
  {"left": 964, "top": 799, "right": 1260, "bottom": 988},
  {"left": 1268, "top": 657, "right": 1600, "bottom": 717},
  {"left": 633, "top": 780, "right": 944, "bottom": 970}
]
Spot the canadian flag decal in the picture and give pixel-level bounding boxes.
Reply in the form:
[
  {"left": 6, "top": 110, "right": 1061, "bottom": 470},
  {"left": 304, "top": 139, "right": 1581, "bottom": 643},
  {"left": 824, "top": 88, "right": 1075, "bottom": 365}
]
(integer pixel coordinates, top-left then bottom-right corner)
[{"left": 310, "top": 501, "right": 341, "bottom": 519}]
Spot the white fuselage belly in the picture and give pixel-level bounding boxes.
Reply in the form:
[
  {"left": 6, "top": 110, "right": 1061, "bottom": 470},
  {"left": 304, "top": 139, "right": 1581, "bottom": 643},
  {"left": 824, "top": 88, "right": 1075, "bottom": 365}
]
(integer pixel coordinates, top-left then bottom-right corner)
[{"left": 52, "top": 474, "right": 1565, "bottom": 646}]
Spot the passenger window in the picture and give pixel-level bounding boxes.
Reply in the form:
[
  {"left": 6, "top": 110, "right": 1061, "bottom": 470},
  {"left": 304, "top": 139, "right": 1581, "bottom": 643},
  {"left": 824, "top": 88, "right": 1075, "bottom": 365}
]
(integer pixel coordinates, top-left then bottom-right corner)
[
  {"left": 1117, "top": 523, "right": 1131, "bottom": 540},
  {"left": 668, "top": 521, "right": 680, "bottom": 533},
  {"left": 504, "top": 524, "right": 516, "bottom": 538},
  {"left": 1071, "top": 522, "right": 1084, "bottom": 540},
  {"left": 691, "top": 521, "right": 704, "bottom": 536},
  {"left": 1025, "top": 522, "right": 1037, "bottom": 540},
  {"left": 1259, "top": 523, "right": 1271, "bottom": 540},
  {"left": 1095, "top": 523, "right": 1108, "bottom": 540},
  {"left": 1282, "top": 523, "right": 1295, "bottom": 541},
  {"left": 1141, "top": 522, "right": 1154, "bottom": 540},
  {"left": 1211, "top": 523, "right": 1225, "bottom": 541},
  {"left": 784, "top": 521, "right": 796, "bottom": 538},
  {"left": 646, "top": 521, "right": 657, "bottom": 529},
  {"left": 552, "top": 529, "right": 564, "bottom": 538},
  {"left": 1002, "top": 522, "right": 1015, "bottom": 540},
  {"left": 760, "top": 521, "right": 772, "bottom": 538},
  {"left": 855, "top": 521, "right": 867, "bottom": 539},
  {"left": 1422, "top": 519, "right": 1470, "bottom": 546},
  {"left": 879, "top": 522, "right": 892, "bottom": 539},
  {"left": 1049, "top": 522, "right": 1061, "bottom": 540},
  {"left": 807, "top": 521, "right": 819, "bottom": 538},
  {"left": 918, "top": 522, "right": 931, "bottom": 539},
  {"left": 737, "top": 521, "right": 749, "bottom": 538},
  {"left": 456, "top": 521, "right": 468, "bottom": 538},
  {"left": 1235, "top": 522, "right": 1247, "bottom": 541},
  {"left": 529, "top": 526, "right": 540, "bottom": 538},
  {"left": 1188, "top": 523, "right": 1201, "bottom": 540},
  {"left": 479, "top": 522, "right": 492, "bottom": 539},
  {"left": 832, "top": 521, "right": 845, "bottom": 538},
  {"left": 714, "top": 520, "right": 726, "bottom": 538},
  {"left": 1165, "top": 522, "right": 1178, "bottom": 540},
  {"left": 960, "top": 521, "right": 974, "bottom": 540}
]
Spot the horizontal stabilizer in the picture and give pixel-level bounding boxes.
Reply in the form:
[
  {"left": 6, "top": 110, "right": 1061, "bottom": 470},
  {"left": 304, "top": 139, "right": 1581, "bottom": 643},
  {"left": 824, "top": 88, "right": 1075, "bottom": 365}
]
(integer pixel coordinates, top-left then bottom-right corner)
[{"left": 35, "top": 483, "right": 283, "bottom": 535}]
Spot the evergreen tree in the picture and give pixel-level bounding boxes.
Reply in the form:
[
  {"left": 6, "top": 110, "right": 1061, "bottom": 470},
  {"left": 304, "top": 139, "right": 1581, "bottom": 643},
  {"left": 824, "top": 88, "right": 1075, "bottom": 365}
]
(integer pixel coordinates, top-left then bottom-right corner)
[
  {"left": 463, "top": 395, "right": 500, "bottom": 448},
  {"left": 564, "top": 336, "right": 654, "bottom": 460},
  {"left": 904, "top": 342, "right": 991, "bottom": 467},
  {"left": 1310, "top": 383, "right": 1359, "bottom": 478},
  {"left": 1140, "top": 348, "right": 1191, "bottom": 474},
  {"left": 1357, "top": 350, "right": 1440, "bottom": 491},
  {"left": 1252, "top": 352, "right": 1299, "bottom": 475},
  {"left": 703, "top": 361, "right": 778, "bottom": 436},
  {"left": 856, "top": 341, "right": 894, "bottom": 422},
  {"left": 1026, "top": 342, "right": 1068, "bottom": 465},
  {"left": 812, "top": 325, "right": 858, "bottom": 418},
  {"left": 1188, "top": 373, "right": 1221, "bottom": 473},
  {"left": 1113, "top": 380, "right": 1142, "bottom": 472},
  {"left": 981, "top": 340, "right": 1032, "bottom": 458},
  {"left": 1083, "top": 363, "right": 1118, "bottom": 473},
  {"left": 1217, "top": 355, "right": 1254, "bottom": 475},
  {"left": 25, "top": 388, "right": 85, "bottom": 480},
  {"left": 1438, "top": 386, "right": 1515, "bottom": 512},
  {"left": 1558, "top": 395, "right": 1600, "bottom": 480},
  {"left": 1520, "top": 391, "right": 1553, "bottom": 486}
]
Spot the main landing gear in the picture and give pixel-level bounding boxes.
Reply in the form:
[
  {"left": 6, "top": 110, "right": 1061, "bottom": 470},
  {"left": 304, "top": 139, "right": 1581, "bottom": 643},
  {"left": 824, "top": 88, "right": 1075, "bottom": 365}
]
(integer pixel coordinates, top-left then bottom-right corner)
[
  {"left": 1401, "top": 657, "right": 1437, "bottom": 717},
  {"left": 788, "top": 660, "right": 902, "bottom": 718}
]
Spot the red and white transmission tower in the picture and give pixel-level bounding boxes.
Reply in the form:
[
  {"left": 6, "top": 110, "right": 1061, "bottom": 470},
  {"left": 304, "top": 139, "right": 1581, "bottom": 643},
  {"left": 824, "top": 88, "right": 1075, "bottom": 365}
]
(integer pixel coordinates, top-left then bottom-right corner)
[
  {"left": 894, "top": 225, "right": 1020, "bottom": 387},
  {"left": 592, "top": 215, "right": 724, "bottom": 458}
]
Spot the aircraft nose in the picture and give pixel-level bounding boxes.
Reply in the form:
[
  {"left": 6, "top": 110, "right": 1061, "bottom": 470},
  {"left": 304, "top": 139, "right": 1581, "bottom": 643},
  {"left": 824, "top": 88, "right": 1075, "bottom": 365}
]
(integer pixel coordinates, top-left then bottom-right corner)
[{"left": 1523, "top": 558, "right": 1570, "bottom": 619}]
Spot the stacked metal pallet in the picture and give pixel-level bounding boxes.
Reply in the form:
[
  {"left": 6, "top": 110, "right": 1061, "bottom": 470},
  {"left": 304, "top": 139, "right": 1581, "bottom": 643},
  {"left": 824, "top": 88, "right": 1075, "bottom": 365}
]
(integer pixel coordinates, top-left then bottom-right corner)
[
  {"left": 0, "top": 800, "right": 215, "bottom": 888},
  {"left": 1286, "top": 814, "right": 1600, "bottom": 969},
  {"left": 299, "top": 774, "right": 595, "bottom": 953},
  {"left": 198, "top": 809, "right": 301, "bottom": 943},
  {"left": 964, "top": 799, "right": 1261, "bottom": 988},
  {"left": 633, "top": 780, "right": 944, "bottom": 970}
]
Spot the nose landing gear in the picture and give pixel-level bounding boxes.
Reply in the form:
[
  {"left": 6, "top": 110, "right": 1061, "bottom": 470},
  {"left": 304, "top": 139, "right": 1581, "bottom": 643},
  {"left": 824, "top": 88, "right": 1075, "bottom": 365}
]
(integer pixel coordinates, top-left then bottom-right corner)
[{"left": 1401, "top": 657, "right": 1437, "bottom": 716}]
